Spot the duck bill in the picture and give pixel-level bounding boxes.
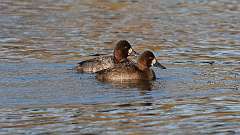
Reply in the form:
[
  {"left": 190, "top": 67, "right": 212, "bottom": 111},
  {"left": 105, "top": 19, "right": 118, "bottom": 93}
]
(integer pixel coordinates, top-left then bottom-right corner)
[
  {"left": 128, "top": 48, "right": 139, "bottom": 56},
  {"left": 153, "top": 61, "right": 166, "bottom": 69}
]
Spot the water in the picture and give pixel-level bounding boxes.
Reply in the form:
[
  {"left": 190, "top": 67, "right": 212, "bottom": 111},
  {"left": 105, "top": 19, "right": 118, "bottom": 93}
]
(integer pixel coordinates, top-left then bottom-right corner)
[{"left": 0, "top": 0, "right": 240, "bottom": 134}]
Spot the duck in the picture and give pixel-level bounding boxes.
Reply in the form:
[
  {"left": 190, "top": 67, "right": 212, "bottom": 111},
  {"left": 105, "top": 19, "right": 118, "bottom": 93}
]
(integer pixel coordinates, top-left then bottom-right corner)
[
  {"left": 75, "top": 40, "right": 138, "bottom": 73},
  {"left": 96, "top": 50, "right": 166, "bottom": 81}
]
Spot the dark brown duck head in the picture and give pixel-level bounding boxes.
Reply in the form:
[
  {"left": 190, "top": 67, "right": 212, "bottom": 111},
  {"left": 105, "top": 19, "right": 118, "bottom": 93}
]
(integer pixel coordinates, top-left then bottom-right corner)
[
  {"left": 113, "top": 40, "right": 138, "bottom": 63},
  {"left": 137, "top": 51, "right": 166, "bottom": 71}
]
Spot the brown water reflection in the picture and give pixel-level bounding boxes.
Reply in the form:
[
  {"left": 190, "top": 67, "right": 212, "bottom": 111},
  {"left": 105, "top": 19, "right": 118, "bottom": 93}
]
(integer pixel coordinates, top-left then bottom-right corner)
[
  {"left": 0, "top": 0, "right": 240, "bottom": 134},
  {"left": 98, "top": 80, "right": 156, "bottom": 91}
]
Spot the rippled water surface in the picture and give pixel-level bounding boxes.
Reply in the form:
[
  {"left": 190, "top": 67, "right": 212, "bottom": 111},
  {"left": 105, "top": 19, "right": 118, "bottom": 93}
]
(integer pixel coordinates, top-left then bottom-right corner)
[{"left": 0, "top": 0, "right": 240, "bottom": 134}]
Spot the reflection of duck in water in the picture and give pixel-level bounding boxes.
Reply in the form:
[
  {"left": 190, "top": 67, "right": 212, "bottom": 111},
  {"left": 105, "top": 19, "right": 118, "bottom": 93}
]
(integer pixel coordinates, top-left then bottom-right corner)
[
  {"left": 108, "top": 80, "right": 154, "bottom": 91},
  {"left": 96, "top": 51, "right": 166, "bottom": 81},
  {"left": 75, "top": 40, "right": 138, "bottom": 73},
  {"left": 100, "top": 77, "right": 167, "bottom": 94}
]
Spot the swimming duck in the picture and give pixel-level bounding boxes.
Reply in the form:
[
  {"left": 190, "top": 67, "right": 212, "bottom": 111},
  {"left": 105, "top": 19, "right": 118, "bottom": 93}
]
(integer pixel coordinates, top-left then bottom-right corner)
[
  {"left": 96, "top": 51, "right": 166, "bottom": 81},
  {"left": 75, "top": 40, "right": 138, "bottom": 73}
]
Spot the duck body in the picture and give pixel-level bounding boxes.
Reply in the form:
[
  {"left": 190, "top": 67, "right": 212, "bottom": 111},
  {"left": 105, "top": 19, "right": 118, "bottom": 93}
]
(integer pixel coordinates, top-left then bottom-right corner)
[
  {"left": 75, "top": 55, "right": 114, "bottom": 73},
  {"left": 96, "top": 62, "right": 156, "bottom": 81},
  {"left": 75, "top": 56, "right": 130, "bottom": 73}
]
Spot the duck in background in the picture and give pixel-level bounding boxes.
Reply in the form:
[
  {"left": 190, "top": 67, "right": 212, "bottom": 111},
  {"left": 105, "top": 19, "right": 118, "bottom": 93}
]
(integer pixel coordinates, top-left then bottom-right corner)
[{"left": 75, "top": 40, "right": 138, "bottom": 73}]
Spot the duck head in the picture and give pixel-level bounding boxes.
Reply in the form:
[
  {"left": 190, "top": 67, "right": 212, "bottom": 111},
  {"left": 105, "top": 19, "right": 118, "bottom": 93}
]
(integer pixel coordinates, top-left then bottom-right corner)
[
  {"left": 114, "top": 40, "right": 138, "bottom": 63},
  {"left": 138, "top": 51, "right": 166, "bottom": 70}
]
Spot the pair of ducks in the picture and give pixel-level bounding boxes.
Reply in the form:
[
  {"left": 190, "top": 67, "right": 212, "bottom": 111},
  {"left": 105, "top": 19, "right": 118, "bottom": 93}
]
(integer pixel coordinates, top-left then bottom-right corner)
[{"left": 75, "top": 40, "right": 166, "bottom": 81}]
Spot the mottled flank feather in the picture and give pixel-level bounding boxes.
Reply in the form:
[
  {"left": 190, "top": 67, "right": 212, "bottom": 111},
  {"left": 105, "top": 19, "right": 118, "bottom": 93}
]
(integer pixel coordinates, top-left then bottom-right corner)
[{"left": 75, "top": 56, "right": 115, "bottom": 73}]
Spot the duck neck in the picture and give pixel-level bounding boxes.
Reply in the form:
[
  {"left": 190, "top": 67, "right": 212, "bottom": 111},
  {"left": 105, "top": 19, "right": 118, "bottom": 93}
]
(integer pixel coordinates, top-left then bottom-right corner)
[
  {"left": 114, "top": 51, "right": 123, "bottom": 63},
  {"left": 114, "top": 56, "right": 120, "bottom": 63},
  {"left": 138, "top": 63, "right": 149, "bottom": 71}
]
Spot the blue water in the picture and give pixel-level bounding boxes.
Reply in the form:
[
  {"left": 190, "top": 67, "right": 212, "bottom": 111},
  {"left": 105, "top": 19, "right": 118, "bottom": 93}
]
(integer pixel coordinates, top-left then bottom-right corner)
[{"left": 0, "top": 0, "right": 240, "bottom": 134}]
